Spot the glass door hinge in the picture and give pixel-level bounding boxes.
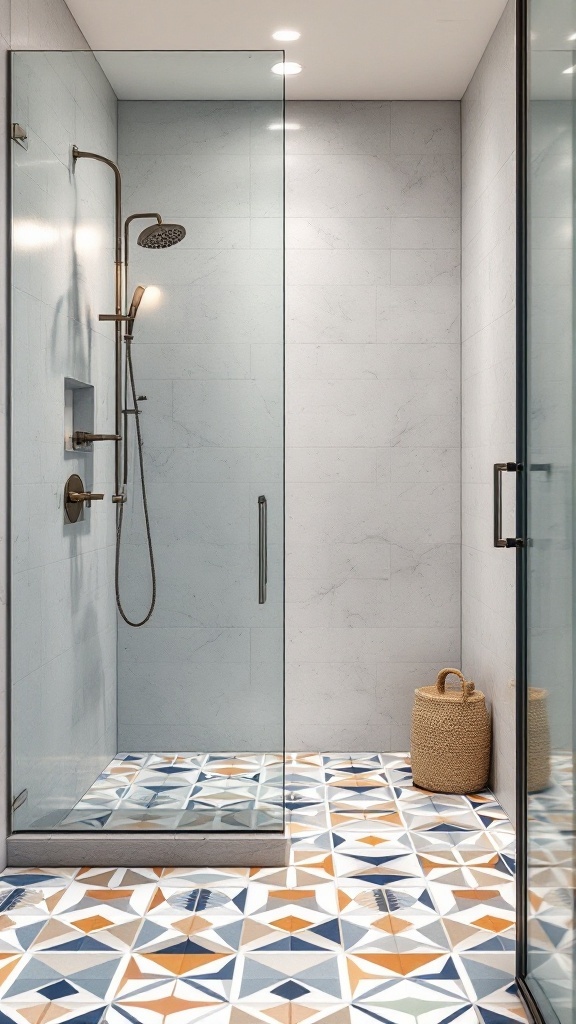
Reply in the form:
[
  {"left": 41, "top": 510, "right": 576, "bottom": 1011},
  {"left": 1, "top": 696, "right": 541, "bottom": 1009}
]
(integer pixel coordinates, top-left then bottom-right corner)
[{"left": 11, "top": 123, "right": 28, "bottom": 150}]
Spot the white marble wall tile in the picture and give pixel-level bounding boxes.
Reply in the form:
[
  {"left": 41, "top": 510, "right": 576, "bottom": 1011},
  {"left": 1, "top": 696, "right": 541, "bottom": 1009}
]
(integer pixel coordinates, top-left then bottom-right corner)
[
  {"left": 287, "top": 218, "right": 391, "bottom": 251},
  {"left": 287, "top": 286, "right": 377, "bottom": 345},
  {"left": 286, "top": 626, "right": 460, "bottom": 665},
  {"left": 11, "top": 0, "right": 85, "bottom": 47},
  {"left": 285, "top": 102, "right": 461, "bottom": 749},
  {"left": 286, "top": 102, "right": 392, "bottom": 156},
  {"left": 285, "top": 447, "right": 377, "bottom": 483},
  {"left": 391, "top": 217, "right": 460, "bottom": 250},
  {"left": 125, "top": 154, "right": 251, "bottom": 218},
  {"left": 286, "top": 343, "right": 459, "bottom": 383},
  {"left": 390, "top": 102, "right": 461, "bottom": 155},
  {"left": 377, "top": 284, "right": 460, "bottom": 343},
  {"left": 461, "top": 0, "right": 517, "bottom": 821},
  {"left": 119, "top": 101, "right": 252, "bottom": 155},
  {"left": 286, "top": 248, "right": 391, "bottom": 287}
]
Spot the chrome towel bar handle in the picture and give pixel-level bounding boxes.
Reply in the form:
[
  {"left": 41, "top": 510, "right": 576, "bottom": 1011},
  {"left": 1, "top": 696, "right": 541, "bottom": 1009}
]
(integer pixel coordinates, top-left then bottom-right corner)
[{"left": 493, "top": 462, "right": 523, "bottom": 548}]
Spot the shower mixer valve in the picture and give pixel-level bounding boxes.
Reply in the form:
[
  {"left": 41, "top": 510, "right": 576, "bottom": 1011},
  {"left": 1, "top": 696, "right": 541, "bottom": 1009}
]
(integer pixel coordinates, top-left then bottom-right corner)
[{"left": 64, "top": 473, "right": 104, "bottom": 523}]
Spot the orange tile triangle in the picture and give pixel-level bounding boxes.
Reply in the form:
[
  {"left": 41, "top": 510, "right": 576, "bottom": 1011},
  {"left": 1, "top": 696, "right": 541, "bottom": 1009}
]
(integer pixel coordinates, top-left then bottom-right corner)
[
  {"left": 453, "top": 889, "right": 499, "bottom": 901},
  {"left": 419, "top": 857, "right": 442, "bottom": 873},
  {"left": 265, "top": 1007, "right": 291, "bottom": 1024},
  {"left": 375, "top": 915, "right": 410, "bottom": 934},
  {"left": 270, "top": 915, "right": 312, "bottom": 933},
  {"left": 355, "top": 953, "right": 405, "bottom": 970},
  {"left": 176, "top": 952, "right": 228, "bottom": 975},
  {"left": 473, "top": 915, "right": 512, "bottom": 933},
  {"left": 172, "top": 915, "right": 211, "bottom": 937},
  {"left": 147, "top": 887, "right": 166, "bottom": 912},
  {"left": 359, "top": 835, "right": 387, "bottom": 846},
  {"left": 72, "top": 914, "right": 113, "bottom": 934},
  {"left": 19, "top": 1005, "right": 47, "bottom": 1024},
  {"left": 291, "top": 1006, "right": 326, "bottom": 1023},
  {"left": 337, "top": 890, "right": 353, "bottom": 911},
  {"left": 347, "top": 952, "right": 402, "bottom": 994},
  {"left": 0, "top": 956, "right": 22, "bottom": 987},
  {"left": 124, "top": 995, "right": 216, "bottom": 1014},
  {"left": 43, "top": 1004, "right": 72, "bottom": 1024},
  {"left": 88, "top": 889, "right": 133, "bottom": 901},
  {"left": 382, "top": 812, "right": 404, "bottom": 826},
  {"left": 270, "top": 890, "right": 315, "bottom": 901},
  {"left": 399, "top": 953, "right": 444, "bottom": 974},
  {"left": 140, "top": 950, "right": 225, "bottom": 974}
]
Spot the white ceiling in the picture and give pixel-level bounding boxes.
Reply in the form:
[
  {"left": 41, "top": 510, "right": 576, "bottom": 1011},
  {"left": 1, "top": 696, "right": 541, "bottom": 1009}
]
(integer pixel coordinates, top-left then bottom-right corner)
[{"left": 65, "top": 0, "right": 508, "bottom": 101}]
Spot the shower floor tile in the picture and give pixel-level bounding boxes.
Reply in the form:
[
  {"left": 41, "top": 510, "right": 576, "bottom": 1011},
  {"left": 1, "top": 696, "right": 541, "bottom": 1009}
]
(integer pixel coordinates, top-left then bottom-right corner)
[
  {"left": 56, "top": 752, "right": 285, "bottom": 831},
  {"left": 0, "top": 753, "right": 528, "bottom": 1024}
]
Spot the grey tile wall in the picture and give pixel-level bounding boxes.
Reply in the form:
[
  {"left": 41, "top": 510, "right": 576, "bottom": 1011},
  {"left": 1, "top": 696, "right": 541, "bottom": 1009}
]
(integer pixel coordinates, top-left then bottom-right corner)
[
  {"left": 461, "top": 0, "right": 517, "bottom": 820},
  {"left": 285, "top": 101, "right": 461, "bottom": 750}
]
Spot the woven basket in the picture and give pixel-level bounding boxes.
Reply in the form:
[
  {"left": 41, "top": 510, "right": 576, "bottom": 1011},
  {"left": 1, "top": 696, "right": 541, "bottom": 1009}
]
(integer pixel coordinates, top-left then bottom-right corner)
[
  {"left": 528, "top": 687, "right": 550, "bottom": 793},
  {"left": 411, "top": 667, "right": 491, "bottom": 794}
]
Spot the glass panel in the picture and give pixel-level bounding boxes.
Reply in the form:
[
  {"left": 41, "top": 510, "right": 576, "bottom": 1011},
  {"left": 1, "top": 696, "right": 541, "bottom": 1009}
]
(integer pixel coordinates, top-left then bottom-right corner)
[
  {"left": 10, "top": 50, "right": 284, "bottom": 832},
  {"left": 526, "top": 1, "right": 576, "bottom": 1018}
]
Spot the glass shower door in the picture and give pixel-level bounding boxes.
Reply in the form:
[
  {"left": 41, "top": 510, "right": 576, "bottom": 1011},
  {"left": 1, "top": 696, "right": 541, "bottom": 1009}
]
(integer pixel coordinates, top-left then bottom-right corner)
[
  {"left": 521, "top": 1, "right": 576, "bottom": 1018},
  {"left": 10, "top": 50, "right": 285, "bottom": 835}
]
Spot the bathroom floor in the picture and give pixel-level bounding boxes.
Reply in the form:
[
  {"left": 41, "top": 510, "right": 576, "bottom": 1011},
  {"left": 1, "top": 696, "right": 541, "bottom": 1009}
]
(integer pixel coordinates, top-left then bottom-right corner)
[
  {"left": 58, "top": 753, "right": 285, "bottom": 831},
  {"left": 0, "top": 753, "right": 525, "bottom": 1024}
]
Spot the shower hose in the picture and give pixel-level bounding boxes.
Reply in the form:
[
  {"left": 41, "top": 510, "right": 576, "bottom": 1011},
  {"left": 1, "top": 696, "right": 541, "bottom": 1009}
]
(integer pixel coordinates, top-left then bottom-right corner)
[{"left": 115, "top": 336, "right": 157, "bottom": 626}]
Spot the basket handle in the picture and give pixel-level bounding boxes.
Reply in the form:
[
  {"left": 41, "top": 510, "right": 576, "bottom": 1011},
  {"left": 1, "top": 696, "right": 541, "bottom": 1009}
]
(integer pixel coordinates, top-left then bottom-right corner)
[{"left": 436, "top": 667, "right": 475, "bottom": 698}]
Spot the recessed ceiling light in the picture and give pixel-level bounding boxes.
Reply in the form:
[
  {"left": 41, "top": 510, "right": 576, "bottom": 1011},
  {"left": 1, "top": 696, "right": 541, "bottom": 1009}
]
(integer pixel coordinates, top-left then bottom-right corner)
[
  {"left": 272, "top": 29, "right": 301, "bottom": 42},
  {"left": 568, "top": 32, "right": 576, "bottom": 40},
  {"left": 271, "top": 61, "right": 302, "bottom": 76},
  {"left": 563, "top": 64, "right": 576, "bottom": 74},
  {"left": 268, "top": 122, "right": 301, "bottom": 130}
]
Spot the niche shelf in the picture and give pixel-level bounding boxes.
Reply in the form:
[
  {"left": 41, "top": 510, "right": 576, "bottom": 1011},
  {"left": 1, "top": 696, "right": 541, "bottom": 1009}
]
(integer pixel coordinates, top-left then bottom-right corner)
[{"left": 64, "top": 378, "right": 94, "bottom": 452}]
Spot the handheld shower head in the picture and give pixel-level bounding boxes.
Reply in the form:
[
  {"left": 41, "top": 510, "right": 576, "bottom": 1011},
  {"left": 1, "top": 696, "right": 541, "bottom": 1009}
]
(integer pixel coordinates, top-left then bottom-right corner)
[
  {"left": 126, "top": 284, "right": 146, "bottom": 334},
  {"left": 137, "top": 222, "right": 186, "bottom": 249}
]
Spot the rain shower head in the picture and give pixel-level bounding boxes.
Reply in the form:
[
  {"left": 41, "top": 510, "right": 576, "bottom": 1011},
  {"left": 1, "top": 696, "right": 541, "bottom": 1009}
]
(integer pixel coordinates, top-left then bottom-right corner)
[{"left": 137, "top": 222, "right": 186, "bottom": 249}]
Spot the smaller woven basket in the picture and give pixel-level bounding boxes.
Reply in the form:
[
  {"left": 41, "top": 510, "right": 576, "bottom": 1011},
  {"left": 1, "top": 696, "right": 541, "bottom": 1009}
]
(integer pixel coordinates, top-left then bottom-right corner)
[
  {"left": 411, "top": 668, "right": 491, "bottom": 794},
  {"left": 528, "top": 687, "right": 550, "bottom": 793}
]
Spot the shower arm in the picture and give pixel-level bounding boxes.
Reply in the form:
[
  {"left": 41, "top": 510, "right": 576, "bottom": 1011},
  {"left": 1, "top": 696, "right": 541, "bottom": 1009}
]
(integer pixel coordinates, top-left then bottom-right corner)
[
  {"left": 124, "top": 213, "right": 162, "bottom": 308},
  {"left": 72, "top": 146, "right": 125, "bottom": 504}
]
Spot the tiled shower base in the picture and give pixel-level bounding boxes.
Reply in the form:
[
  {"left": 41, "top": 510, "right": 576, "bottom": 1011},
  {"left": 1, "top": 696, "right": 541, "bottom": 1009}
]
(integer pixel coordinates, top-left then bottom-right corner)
[
  {"left": 57, "top": 753, "right": 285, "bottom": 831},
  {"left": 0, "top": 753, "right": 526, "bottom": 1023}
]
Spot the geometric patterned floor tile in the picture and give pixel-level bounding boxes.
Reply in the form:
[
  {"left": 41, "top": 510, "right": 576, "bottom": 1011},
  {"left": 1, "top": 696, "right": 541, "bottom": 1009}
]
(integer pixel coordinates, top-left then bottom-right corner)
[
  {"left": 1, "top": 753, "right": 527, "bottom": 1024},
  {"left": 54, "top": 753, "right": 285, "bottom": 833}
]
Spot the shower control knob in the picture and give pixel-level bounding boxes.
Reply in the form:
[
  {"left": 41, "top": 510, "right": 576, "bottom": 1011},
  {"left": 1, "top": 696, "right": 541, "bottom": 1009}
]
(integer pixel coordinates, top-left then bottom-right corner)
[{"left": 64, "top": 474, "right": 104, "bottom": 523}]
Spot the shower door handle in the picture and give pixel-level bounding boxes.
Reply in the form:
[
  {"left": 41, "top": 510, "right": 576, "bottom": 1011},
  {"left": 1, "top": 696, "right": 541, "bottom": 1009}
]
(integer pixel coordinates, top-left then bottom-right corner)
[
  {"left": 493, "top": 462, "right": 522, "bottom": 548},
  {"left": 258, "top": 495, "right": 267, "bottom": 604}
]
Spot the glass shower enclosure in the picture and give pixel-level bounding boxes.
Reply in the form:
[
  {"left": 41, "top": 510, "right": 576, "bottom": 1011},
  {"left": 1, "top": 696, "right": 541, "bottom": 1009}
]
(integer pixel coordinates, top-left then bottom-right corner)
[
  {"left": 9, "top": 49, "right": 285, "bottom": 849},
  {"left": 518, "top": 0, "right": 576, "bottom": 1019}
]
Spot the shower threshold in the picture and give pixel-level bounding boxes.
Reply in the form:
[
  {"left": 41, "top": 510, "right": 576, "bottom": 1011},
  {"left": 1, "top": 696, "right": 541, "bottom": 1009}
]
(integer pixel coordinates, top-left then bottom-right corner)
[
  {"left": 8, "top": 752, "right": 289, "bottom": 867},
  {"left": 58, "top": 751, "right": 285, "bottom": 831}
]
